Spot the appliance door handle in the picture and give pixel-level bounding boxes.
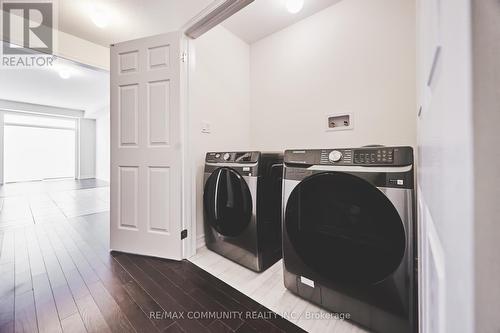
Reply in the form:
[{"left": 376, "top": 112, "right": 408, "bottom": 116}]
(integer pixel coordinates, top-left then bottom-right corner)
[
  {"left": 270, "top": 163, "right": 283, "bottom": 171},
  {"left": 213, "top": 169, "right": 223, "bottom": 220},
  {"left": 270, "top": 163, "right": 284, "bottom": 178}
]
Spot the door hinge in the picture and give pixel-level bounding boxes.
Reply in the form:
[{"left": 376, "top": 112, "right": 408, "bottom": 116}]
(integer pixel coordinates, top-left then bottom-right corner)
[
  {"left": 180, "top": 51, "right": 188, "bottom": 63},
  {"left": 181, "top": 229, "right": 188, "bottom": 240}
]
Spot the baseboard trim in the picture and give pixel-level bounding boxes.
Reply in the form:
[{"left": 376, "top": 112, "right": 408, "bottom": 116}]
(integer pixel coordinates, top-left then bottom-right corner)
[{"left": 196, "top": 234, "right": 205, "bottom": 249}]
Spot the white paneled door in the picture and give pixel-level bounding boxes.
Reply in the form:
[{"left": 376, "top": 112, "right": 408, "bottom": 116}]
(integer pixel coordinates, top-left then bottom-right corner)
[{"left": 110, "top": 31, "right": 185, "bottom": 260}]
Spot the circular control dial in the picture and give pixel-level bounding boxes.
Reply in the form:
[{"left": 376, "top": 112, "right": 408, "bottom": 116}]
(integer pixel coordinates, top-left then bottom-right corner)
[
  {"left": 223, "top": 153, "right": 231, "bottom": 161},
  {"left": 328, "top": 150, "right": 343, "bottom": 162}
]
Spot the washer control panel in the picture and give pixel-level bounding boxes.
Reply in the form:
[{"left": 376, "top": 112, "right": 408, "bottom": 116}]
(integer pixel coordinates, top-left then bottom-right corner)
[
  {"left": 206, "top": 151, "right": 260, "bottom": 163},
  {"left": 320, "top": 149, "right": 353, "bottom": 164},
  {"left": 354, "top": 148, "right": 394, "bottom": 164},
  {"left": 285, "top": 146, "right": 413, "bottom": 167}
]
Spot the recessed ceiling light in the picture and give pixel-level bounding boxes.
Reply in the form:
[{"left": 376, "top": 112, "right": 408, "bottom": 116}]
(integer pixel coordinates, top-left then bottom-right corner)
[
  {"left": 58, "top": 67, "right": 71, "bottom": 79},
  {"left": 52, "top": 61, "right": 79, "bottom": 80},
  {"left": 285, "top": 0, "right": 304, "bottom": 14},
  {"left": 91, "top": 8, "right": 109, "bottom": 28}
]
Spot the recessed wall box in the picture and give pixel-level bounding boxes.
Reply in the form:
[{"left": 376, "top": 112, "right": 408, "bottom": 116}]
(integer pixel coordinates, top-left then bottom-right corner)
[{"left": 326, "top": 113, "right": 354, "bottom": 131}]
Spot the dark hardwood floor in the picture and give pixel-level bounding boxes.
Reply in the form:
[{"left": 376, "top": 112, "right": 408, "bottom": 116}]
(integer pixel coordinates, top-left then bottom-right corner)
[{"left": 0, "top": 184, "right": 305, "bottom": 333}]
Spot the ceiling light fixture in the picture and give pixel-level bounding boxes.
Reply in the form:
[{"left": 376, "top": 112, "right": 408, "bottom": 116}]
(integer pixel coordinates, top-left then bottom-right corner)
[
  {"left": 58, "top": 67, "right": 71, "bottom": 79},
  {"left": 285, "top": 0, "right": 304, "bottom": 14},
  {"left": 52, "top": 61, "right": 79, "bottom": 80},
  {"left": 91, "top": 8, "right": 109, "bottom": 28}
]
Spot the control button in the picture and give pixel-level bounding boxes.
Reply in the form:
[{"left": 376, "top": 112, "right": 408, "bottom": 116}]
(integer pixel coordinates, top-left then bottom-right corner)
[
  {"left": 215, "top": 153, "right": 221, "bottom": 158},
  {"left": 223, "top": 153, "right": 231, "bottom": 161},
  {"left": 328, "top": 150, "right": 343, "bottom": 162}
]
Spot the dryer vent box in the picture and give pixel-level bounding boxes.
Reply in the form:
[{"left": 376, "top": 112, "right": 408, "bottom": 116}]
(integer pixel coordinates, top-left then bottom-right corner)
[{"left": 326, "top": 113, "right": 353, "bottom": 132}]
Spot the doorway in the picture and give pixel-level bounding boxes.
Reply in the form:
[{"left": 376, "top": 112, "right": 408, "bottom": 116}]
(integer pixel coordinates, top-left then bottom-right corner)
[{"left": 3, "top": 112, "right": 77, "bottom": 183}]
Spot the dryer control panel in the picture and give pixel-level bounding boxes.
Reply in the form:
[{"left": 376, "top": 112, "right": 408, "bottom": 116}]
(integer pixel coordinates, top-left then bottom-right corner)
[
  {"left": 206, "top": 151, "right": 260, "bottom": 163},
  {"left": 285, "top": 146, "right": 413, "bottom": 167}
]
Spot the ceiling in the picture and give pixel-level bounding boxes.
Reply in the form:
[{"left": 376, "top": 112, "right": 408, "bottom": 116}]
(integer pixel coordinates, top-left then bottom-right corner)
[
  {"left": 222, "top": 0, "right": 342, "bottom": 44},
  {"left": 56, "top": 0, "right": 342, "bottom": 46},
  {"left": 58, "top": 0, "right": 214, "bottom": 47},
  {"left": 0, "top": 0, "right": 341, "bottom": 117},
  {"left": 0, "top": 56, "right": 109, "bottom": 117}
]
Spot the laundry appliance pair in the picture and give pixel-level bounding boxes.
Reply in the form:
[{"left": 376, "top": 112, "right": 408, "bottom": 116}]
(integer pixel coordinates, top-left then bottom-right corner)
[{"left": 203, "top": 146, "right": 416, "bottom": 333}]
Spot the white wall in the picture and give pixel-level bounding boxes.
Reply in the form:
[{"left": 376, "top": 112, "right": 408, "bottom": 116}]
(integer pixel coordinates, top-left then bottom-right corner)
[
  {"left": 190, "top": 0, "right": 417, "bottom": 246},
  {"left": 57, "top": 30, "right": 110, "bottom": 70},
  {"left": 95, "top": 110, "right": 110, "bottom": 182},
  {"left": 416, "top": 0, "right": 474, "bottom": 332},
  {"left": 1, "top": 10, "right": 110, "bottom": 70},
  {"left": 471, "top": 0, "right": 500, "bottom": 331},
  {"left": 417, "top": 1, "right": 500, "bottom": 330},
  {"left": 249, "top": 0, "right": 416, "bottom": 150},
  {"left": 0, "top": 112, "right": 4, "bottom": 184},
  {"left": 78, "top": 118, "right": 96, "bottom": 179},
  {"left": 189, "top": 25, "right": 251, "bottom": 245}
]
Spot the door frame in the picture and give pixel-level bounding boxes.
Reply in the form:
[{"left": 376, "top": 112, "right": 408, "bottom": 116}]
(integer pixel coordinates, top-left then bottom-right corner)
[{"left": 182, "top": 37, "right": 196, "bottom": 259}]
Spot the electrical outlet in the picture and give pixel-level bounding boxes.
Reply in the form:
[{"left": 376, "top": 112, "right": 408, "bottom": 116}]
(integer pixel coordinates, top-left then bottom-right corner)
[{"left": 201, "top": 121, "right": 211, "bottom": 134}]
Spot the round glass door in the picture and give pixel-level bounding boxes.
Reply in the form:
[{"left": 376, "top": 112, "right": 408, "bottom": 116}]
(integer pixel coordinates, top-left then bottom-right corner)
[
  {"left": 204, "top": 167, "right": 252, "bottom": 237},
  {"left": 285, "top": 172, "right": 406, "bottom": 285}
]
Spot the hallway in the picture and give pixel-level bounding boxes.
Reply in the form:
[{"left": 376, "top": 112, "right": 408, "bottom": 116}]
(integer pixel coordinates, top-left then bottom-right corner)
[{"left": 0, "top": 180, "right": 304, "bottom": 333}]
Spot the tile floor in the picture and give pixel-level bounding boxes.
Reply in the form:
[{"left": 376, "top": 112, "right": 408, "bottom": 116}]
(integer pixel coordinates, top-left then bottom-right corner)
[{"left": 190, "top": 247, "right": 369, "bottom": 333}]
